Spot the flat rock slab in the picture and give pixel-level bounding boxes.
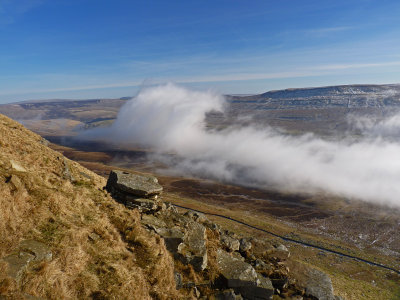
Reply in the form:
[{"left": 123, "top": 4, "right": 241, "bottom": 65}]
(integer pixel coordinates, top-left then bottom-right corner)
[
  {"left": 304, "top": 267, "right": 335, "bottom": 300},
  {"left": 3, "top": 240, "right": 52, "bottom": 280},
  {"left": 294, "top": 264, "right": 335, "bottom": 300},
  {"left": 107, "top": 170, "right": 162, "bottom": 197},
  {"left": 181, "top": 221, "right": 208, "bottom": 271},
  {"left": 238, "top": 273, "right": 274, "bottom": 300},
  {"left": 216, "top": 249, "right": 258, "bottom": 288}
]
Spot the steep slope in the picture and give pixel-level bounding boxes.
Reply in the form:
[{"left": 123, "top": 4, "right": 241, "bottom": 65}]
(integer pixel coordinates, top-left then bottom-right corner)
[{"left": 0, "top": 113, "right": 178, "bottom": 299}]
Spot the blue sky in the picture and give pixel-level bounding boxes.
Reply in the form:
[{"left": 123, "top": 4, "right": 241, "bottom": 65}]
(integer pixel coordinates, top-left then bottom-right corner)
[{"left": 0, "top": 0, "right": 400, "bottom": 103}]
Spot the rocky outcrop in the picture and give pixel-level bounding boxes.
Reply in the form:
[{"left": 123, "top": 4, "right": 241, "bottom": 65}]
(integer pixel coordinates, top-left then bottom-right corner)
[
  {"left": 107, "top": 170, "right": 344, "bottom": 300},
  {"left": 141, "top": 206, "right": 208, "bottom": 272},
  {"left": 106, "top": 170, "right": 163, "bottom": 212},
  {"left": 216, "top": 249, "right": 274, "bottom": 299},
  {"left": 106, "top": 170, "right": 162, "bottom": 197}
]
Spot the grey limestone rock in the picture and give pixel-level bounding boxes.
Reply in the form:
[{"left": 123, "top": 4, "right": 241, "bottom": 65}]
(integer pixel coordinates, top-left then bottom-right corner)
[
  {"left": 156, "top": 227, "right": 185, "bottom": 253},
  {"left": 216, "top": 249, "right": 258, "bottom": 288},
  {"left": 216, "top": 249, "right": 273, "bottom": 299},
  {"left": 221, "top": 235, "right": 240, "bottom": 252},
  {"left": 303, "top": 267, "right": 335, "bottom": 300},
  {"left": 141, "top": 214, "right": 167, "bottom": 231},
  {"left": 239, "top": 238, "right": 252, "bottom": 253},
  {"left": 180, "top": 221, "right": 208, "bottom": 271},
  {"left": 238, "top": 273, "right": 274, "bottom": 300},
  {"left": 106, "top": 170, "right": 162, "bottom": 198},
  {"left": 3, "top": 240, "right": 52, "bottom": 280}
]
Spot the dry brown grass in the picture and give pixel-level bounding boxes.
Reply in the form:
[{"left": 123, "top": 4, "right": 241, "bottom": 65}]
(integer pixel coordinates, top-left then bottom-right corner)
[{"left": 0, "top": 114, "right": 180, "bottom": 299}]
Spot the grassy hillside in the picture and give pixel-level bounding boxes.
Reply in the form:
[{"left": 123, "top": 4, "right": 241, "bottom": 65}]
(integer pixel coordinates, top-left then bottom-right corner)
[{"left": 0, "top": 113, "right": 179, "bottom": 299}]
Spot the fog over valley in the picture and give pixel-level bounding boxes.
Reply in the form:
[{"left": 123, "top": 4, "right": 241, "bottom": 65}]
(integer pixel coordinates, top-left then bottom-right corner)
[{"left": 79, "top": 83, "right": 400, "bottom": 207}]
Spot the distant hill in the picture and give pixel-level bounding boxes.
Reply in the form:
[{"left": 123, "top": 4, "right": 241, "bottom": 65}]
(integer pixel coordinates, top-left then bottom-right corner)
[
  {"left": 2, "top": 84, "right": 400, "bottom": 137},
  {"left": 229, "top": 84, "right": 400, "bottom": 108}
]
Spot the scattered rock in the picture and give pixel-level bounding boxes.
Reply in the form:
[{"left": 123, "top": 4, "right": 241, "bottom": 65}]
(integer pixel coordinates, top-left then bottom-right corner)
[
  {"left": 276, "top": 244, "right": 288, "bottom": 252},
  {"left": 239, "top": 238, "right": 252, "bottom": 253},
  {"left": 270, "top": 244, "right": 290, "bottom": 261},
  {"left": 254, "top": 259, "right": 272, "bottom": 272},
  {"left": 3, "top": 240, "right": 52, "bottom": 280},
  {"left": 221, "top": 235, "right": 240, "bottom": 252},
  {"left": 206, "top": 222, "right": 222, "bottom": 233},
  {"left": 216, "top": 249, "right": 274, "bottom": 299},
  {"left": 193, "top": 212, "right": 208, "bottom": 223},
  {"left": 10, "top": 160, "right": 27, "bottom": 172},
  {"left": 103, "top": 169, "right": 338, "bottom": 299}
]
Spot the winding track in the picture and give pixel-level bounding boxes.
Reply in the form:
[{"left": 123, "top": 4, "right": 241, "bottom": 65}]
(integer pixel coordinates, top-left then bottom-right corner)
[{"left": 173, "top": 203, "right": 400, "bottom": 275}]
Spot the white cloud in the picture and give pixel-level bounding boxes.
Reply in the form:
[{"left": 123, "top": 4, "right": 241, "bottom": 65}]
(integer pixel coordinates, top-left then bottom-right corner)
[{"left": 81, "top": 83, "right": 400, "bottom": 207}]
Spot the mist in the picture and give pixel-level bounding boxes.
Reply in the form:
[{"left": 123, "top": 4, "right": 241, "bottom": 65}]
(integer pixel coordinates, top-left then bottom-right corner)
[{"left": 82, "top": 83, "right": 400, "bottom": 207}]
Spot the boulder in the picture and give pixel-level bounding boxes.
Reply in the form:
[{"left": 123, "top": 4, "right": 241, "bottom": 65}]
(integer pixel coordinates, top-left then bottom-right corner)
[
  {"left": 216, "top": 249, "right": 273, "bottom": 299},
  {"left": 150, "top": 209, "right": 208, "bottom": 271},
  {"left": 180, "top": 221, "right": 208, "bottom": 271},
  {"left": 239, "top": 238, "right": 252, "bottom": 253},
  {"left": 221, "top": 235, "right": 240, "bottom": 252},
  {"left": 216, "top": 249, "right": 258, "bottom": 288},
  {"left": 3, "top": 240, "right": 52, "bottom": 280},
  {"left": 269, "top": 244, "right": 290, "bottom": 261},
  {"left": 299, "top": 267, "right": 335, "bottom": 300},
  {"left": 106, "top": 170, "right": 162, "bottom": 198},
  {"left": 238, "top": 273, "right": 274, "bottom": 300},
  {"left": 156, "top": 227, "right": 185, "bottom": 253}
]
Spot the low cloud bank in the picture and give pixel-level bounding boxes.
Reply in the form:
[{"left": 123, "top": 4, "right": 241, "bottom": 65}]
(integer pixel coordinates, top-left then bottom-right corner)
[{"left": 82, "top": 83, "right": 400, "bottom": 206}]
